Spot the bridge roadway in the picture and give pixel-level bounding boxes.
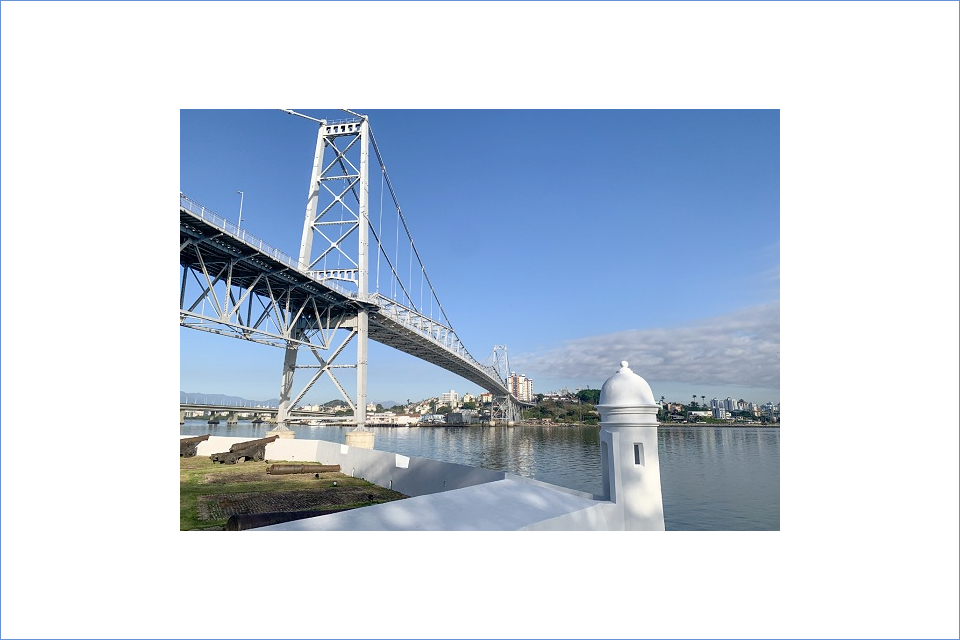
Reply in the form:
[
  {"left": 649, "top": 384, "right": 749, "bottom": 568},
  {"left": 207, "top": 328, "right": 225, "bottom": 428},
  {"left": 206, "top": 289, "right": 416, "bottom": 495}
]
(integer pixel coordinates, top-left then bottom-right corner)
[
  {"left": 179, "top": 403, "right": 361, "bottom": 426},
  {"left": 180, "top": 201, "right": 515, "bottom": 398}
]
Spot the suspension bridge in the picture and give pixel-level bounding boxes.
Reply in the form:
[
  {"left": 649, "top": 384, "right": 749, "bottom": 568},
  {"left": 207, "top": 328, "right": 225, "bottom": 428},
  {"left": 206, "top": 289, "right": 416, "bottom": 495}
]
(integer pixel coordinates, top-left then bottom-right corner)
[{"left": 180, "top": 110, "right": 523, "bottom": 432}]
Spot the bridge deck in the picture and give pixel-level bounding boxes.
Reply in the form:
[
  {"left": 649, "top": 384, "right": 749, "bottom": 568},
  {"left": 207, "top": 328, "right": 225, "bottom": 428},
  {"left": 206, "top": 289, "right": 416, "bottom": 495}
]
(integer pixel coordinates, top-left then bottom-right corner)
[{"left": 180, "top": 203, "right": 511, "bottom": 396}]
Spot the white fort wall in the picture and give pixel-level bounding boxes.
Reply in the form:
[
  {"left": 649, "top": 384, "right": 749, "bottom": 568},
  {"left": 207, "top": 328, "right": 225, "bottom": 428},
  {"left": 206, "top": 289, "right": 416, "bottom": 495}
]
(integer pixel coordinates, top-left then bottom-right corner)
[{"left": 193, "top": 435, "right": 511, "bottom": 498}]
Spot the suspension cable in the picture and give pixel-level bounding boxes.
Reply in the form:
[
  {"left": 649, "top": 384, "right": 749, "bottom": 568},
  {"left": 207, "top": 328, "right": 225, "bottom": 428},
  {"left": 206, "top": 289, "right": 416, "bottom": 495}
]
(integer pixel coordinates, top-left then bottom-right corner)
[{"left": 369, "top": 124, "right": 457, "bottom": 330}]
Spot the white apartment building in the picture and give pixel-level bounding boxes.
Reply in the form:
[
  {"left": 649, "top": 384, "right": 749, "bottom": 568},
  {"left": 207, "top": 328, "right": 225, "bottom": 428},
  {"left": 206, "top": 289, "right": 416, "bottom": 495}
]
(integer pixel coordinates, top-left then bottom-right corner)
[
  {"left": 507, "top": 373, "right": 534, "bottom": 402},
  {"left": 440, "top": 389, "right": 459, "bottom": 407}
]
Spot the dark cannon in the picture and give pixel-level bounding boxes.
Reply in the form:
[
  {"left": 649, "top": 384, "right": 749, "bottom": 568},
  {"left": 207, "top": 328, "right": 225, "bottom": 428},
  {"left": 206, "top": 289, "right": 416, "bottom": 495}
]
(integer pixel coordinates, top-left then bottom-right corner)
[
  {"left": 266, "top": 463, "right": 341, "bottom": 475},
  {"left": 180, "top": 434, "right": 210, "bottom": 458},
  {"left": 210, "top": 435, "right": 278, "bottom": 464}
]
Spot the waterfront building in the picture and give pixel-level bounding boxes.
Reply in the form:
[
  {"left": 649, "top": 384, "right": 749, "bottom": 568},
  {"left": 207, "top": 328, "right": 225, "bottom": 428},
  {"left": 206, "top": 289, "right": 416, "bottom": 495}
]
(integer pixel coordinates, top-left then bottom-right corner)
[
  {"left": 446, "top": 410, "right": 479, "bottom": 425},
  {"left": 440, "top": 389, "right": 459, "bottom": 407},
  {"left": 761, "top": 402, "right": 780, "bottom": 421}
]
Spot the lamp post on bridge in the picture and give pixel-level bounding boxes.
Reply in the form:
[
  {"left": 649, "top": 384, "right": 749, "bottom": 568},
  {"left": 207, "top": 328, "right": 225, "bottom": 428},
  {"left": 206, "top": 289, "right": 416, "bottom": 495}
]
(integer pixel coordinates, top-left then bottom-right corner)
[{"left": 236, "top": 190, "right": 244, "bottom": 227}]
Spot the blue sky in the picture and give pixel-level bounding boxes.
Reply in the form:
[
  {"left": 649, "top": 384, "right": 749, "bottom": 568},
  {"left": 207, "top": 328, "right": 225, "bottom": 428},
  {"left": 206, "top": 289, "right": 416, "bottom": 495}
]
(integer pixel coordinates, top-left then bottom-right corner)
[{"left": 181, "top": 109, "right": 780, "bottom": 405}]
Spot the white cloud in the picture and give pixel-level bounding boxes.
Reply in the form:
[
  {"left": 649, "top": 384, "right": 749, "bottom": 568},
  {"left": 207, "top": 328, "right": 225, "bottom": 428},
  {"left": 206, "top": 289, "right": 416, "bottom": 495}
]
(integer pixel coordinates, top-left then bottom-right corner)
[{"left": 512, "top": 302, "right": 779, "bottom": 389}]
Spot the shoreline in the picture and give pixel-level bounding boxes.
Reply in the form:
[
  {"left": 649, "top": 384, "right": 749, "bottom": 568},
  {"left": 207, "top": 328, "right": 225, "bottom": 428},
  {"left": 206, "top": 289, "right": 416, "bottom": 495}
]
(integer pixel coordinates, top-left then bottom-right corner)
[{"left": 184, "top": 420, "right": 779, "bottom": 429}]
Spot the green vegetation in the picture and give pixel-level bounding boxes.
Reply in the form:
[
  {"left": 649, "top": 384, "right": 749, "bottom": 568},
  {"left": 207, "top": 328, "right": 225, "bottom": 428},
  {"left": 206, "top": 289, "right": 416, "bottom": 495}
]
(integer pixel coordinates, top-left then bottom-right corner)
[
  {"left": 521, "top": 392, "right": 601, "bottom": 425},
  {"left": 180, "top": 456, "right": 406, "bottom": 531},
  {"left": 576, "top": 389, "right": 600, "bottom": 405}
]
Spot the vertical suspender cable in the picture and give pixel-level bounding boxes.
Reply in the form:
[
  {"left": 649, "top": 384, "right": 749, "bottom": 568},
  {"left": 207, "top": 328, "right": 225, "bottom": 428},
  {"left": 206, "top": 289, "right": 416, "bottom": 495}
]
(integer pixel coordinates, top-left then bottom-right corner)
[
  {"left": 394, "top": 205, "right": 400, "bottom": 300},
  {"left": 377, "top": 169, "right": 384, "bottom": 294},
  {"left": 369, "top": 125, "right": 464, "bottom": 343}
]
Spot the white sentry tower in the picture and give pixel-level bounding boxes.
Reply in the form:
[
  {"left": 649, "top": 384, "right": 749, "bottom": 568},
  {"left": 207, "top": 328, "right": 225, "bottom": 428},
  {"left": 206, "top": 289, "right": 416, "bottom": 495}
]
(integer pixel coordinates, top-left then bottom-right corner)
[{"left": 596, "top": 360, "right": 665, "bottom": 530}]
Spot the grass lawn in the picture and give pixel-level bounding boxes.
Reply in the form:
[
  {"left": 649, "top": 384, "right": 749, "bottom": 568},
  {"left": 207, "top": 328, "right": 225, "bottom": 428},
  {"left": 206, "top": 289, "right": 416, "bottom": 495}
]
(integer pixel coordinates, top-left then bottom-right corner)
[{"left": 180, "top": 455, "right": 407, "bottom": 530}]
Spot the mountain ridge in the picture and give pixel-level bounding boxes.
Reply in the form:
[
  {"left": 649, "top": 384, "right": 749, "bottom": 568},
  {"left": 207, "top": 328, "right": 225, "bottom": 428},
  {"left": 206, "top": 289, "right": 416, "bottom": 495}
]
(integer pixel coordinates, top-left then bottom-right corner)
[{"left": 180, "top": 392, "right": 398, "bottom": 409}]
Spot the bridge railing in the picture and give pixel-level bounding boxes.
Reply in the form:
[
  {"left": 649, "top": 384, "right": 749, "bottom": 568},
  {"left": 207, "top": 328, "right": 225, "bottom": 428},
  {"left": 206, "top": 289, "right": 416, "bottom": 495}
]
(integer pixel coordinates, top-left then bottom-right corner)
[
  {"left": 180, "top": 194, "right": 357, "bottom": 299},
  {"left": 371, "top": 293, "right": 506, "bottom": 387}
]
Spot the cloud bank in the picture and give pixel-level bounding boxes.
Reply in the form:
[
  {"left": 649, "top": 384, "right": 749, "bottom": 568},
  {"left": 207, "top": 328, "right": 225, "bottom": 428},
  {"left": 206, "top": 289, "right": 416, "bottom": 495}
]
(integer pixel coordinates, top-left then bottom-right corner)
[{"left": 512, "top": 302, "right": 780, "bottom": 389}]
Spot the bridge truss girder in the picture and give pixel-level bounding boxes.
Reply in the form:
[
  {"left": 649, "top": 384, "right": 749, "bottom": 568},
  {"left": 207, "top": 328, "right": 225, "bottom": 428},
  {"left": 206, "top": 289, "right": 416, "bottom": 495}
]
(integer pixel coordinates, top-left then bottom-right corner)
[
  {"left": 493, "top": 395, "right": 522, "bottom": 424},
  {"left": 180, "top": 212, "right": 364, "bottom": 424}
]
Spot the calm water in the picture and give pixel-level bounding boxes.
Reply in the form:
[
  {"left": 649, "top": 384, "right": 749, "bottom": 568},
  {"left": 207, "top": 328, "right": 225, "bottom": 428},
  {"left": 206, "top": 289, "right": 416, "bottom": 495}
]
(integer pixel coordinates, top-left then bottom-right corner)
[{"left": 181, "top": 421, "right": 780, "bottom": 531}]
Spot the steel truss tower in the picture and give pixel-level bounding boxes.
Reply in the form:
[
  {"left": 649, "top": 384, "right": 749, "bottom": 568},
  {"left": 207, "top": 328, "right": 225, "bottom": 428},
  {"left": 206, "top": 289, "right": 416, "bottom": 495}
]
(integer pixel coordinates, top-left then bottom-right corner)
[
  {"left": 489, "top": 345, "right": 521, "bottom": 424},
  {"left": 279, "top": 116, "right": 372, "bottom": 429}
]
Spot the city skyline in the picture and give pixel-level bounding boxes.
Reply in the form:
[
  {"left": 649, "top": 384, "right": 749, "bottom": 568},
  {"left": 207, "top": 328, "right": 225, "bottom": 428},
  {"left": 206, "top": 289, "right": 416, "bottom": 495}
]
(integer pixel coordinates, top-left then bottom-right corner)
[
  {"left": 180, "top": 109, "right": 780, "bottom": 406},
  {"left": 178, "top": 387, "right": 781, "bottom": 411}
]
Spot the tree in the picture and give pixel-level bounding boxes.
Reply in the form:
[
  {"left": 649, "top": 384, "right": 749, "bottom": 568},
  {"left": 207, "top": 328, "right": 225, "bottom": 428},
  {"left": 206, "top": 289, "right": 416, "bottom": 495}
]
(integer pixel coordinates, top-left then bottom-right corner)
[
  {"left": 436, "top": 406, "right": 451, "bottom": 415},
  {"left": 691, "top": 394, "right": 697, "bottom": 409},
  {"left": 461, "top": 401, "right": 477, "bottom": 410},
  {"left": 577, "top": 389, "right": 600, "bottom": 405}
]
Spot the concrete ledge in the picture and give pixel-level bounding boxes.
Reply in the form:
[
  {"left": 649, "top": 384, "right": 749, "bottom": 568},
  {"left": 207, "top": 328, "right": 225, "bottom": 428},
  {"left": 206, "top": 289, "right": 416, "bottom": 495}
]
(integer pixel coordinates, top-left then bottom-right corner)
[{"left": 252, "top": 477, "right": 609, "bottom": 531}]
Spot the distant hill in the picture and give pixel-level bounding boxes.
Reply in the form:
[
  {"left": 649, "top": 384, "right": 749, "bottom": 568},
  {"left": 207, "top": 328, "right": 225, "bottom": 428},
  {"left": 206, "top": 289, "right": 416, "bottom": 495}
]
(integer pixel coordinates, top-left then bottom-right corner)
[
  {"left": 180, "top": 392, "right": 399, "bottom": 410},
  {"left": 180, "top": 392, "right": 279, "bottom": 408}
]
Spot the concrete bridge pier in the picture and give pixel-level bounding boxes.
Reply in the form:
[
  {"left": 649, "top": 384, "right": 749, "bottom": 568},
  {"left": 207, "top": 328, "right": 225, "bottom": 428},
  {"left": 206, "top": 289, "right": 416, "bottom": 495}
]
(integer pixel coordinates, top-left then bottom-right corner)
[
  {"left": 180, "top": 409, "right": 186, "bottom": 425},
  {"left": 226, "top": 412, "right": 238, "bottom": 425}
]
